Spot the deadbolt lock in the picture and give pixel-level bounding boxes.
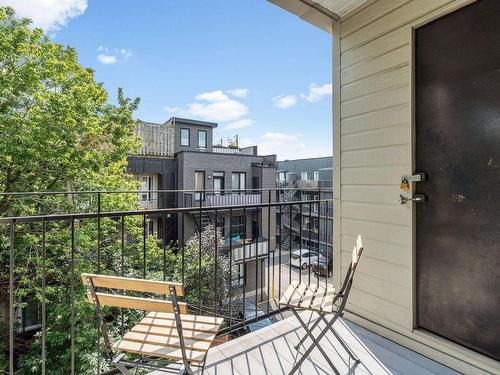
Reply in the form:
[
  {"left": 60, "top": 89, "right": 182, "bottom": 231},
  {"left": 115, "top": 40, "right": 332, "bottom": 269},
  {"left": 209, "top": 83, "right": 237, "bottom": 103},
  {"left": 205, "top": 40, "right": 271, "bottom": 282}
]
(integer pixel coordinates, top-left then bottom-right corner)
[{"left": 400, "top": 194, "right": 426, "bottom": 205}]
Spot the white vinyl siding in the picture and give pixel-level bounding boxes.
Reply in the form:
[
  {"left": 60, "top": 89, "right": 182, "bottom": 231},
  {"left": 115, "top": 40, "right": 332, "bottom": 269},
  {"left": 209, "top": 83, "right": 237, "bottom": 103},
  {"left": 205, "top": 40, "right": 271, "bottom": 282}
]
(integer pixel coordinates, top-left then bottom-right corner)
[{"left": 338, "top": 0, "right": 474, "bottom": 338}]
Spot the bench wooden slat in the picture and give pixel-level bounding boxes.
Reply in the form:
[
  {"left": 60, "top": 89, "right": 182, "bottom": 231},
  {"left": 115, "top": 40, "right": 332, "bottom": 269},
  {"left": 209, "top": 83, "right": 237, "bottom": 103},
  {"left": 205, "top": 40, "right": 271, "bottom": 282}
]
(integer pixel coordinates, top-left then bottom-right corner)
[
  {"left": 139, "top": 317, "right": 220, "bottom": 333},
  {"left": 120, "top": 331, "right": 211, "bottom": 352},
  {"left": 298, "top": 285, "right": 317, "bottom": 308},
  {"left": 112, "top": 340, "right": 206, "bottom": 363},
  {"left": 81, "top": 273, "right": 184, "bottom": 296},
  {"left": 287, "top": 282, "right": 308, "bottom": 307},
  {"left": 309, "top": 286, "right": 336, "bottom": 312},
  {"left": 86, "top": 292, "right": 188, "bottom": 314},
  {"left": 279, "top": 280, "right": 299, "bottom": 305},
  {"left": 147, "top": 311, "right": 223, "bottom": 325},
  {"left": 130, "top": 324, "right": 216, "bottom": 342}
]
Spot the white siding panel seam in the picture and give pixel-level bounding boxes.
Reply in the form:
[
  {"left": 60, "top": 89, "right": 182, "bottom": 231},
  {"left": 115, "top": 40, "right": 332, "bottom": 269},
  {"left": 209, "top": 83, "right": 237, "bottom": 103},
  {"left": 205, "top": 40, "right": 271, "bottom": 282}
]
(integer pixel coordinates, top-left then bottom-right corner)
[
  {"left": 341, "top": 102, "right": 408, "bottom": 121},
  {"left": 340, "top": 0, "right": 413, "bottom": 37},
  {"left": 341, "top": 82, "right": 409, "bottom": 105},
  {"left": 341, "top": 141, "right": 409, "bottom": 153},
  {"left": 341, "top": 44, "right": 409, "bottom": 74},
  {"left": 340, "top": 0, "right": 457, "bottom": 52}
]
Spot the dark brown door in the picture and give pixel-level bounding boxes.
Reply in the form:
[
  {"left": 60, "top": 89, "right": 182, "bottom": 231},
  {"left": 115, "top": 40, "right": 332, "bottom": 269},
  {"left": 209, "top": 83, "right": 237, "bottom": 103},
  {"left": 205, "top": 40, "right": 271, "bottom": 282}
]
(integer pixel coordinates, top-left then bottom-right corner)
[{"left": 415, "top": 0, "right": 500, "bottom": 361}]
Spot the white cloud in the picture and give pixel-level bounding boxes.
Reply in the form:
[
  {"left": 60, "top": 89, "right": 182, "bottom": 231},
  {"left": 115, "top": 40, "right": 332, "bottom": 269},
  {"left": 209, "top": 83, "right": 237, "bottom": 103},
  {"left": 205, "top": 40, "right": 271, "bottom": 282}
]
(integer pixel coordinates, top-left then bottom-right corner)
[
  {"left": 96, "top": 46, "right": 132, "bottom": 65},
  {"left": 97, "top": 54, "right": 117, "bottom": 65},
  {"left": 164, "top": 90, "right": 249, "bottom": 123},
  {"left": 224, "top": 119, "right": 255, "bottom": 130},
  {"left": 195, "top": 90, "right": 229, "bottom": 102},
  {"left": 272, "top": 95, "right": 297, "bottom": 109},
  {"left": 226, "top": 88, "right": 249, "bottom": 98},
  {"left": 0, "top": 0, "right": 87, "bottom": 31},
  {"left": 301, "top": 82, "right": 332, "bottom": 102}
]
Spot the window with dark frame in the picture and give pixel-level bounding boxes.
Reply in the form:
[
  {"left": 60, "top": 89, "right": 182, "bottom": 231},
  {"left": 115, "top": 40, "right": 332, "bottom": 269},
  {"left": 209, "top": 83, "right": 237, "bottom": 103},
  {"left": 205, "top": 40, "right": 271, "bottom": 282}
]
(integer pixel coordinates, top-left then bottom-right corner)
[
  {"left": 198, "top": 130, "right": 207, "bottom": 149},
  {"left": 231, "top": 172, "right": 246, "bottom": 193},
  {"left": 194, "top": 171, "right": 205, "bottom": 201},
  {"left": 180, "top": 128, "right": 190, "bottom": 146}
]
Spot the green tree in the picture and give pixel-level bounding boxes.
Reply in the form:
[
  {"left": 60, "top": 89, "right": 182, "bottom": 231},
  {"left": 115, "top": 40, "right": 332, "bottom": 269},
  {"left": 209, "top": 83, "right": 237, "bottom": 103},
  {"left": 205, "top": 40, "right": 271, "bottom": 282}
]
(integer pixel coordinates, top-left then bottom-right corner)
[
  {"left": 0, "top": 6, "right": 140, "bottom": 216},
  {"left": 0, "top": 6, "right": 164, "bottom": 374}
]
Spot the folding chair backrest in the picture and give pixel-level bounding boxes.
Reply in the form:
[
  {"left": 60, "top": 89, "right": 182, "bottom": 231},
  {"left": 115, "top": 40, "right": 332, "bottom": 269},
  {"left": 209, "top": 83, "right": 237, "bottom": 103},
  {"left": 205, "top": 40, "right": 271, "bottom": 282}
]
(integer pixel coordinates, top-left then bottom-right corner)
[
  {"left": 81, "top": 273, "right": 187, "bottom": 314},
  {"left": 337, "top": 235, "right": 364, "bottom": 310}
]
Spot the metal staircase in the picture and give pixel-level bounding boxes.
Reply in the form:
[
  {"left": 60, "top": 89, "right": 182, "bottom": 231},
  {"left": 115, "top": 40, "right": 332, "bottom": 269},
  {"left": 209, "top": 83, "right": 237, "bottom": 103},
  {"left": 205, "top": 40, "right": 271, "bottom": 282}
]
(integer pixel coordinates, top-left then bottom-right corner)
[{"left": 194, "top": 211, "right": 212, "bottom": 234}]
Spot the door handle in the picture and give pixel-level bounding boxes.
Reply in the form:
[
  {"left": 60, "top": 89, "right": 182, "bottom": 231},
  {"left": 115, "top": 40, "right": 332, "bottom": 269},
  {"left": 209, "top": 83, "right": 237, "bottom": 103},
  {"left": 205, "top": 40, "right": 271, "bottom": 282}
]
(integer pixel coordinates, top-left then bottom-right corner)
[{"left": 400, "top": 194, "right": 426, "bottom": 205}]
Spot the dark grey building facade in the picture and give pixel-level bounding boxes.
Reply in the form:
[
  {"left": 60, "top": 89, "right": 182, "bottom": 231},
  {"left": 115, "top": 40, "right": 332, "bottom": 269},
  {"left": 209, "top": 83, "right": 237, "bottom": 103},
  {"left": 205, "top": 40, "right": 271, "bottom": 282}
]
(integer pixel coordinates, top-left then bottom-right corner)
[
  {"left": 276, "top": 157, "right": 333, "bottom": 255},
  {"left": 127, "top": 117, "right": 276, "bottom": 294}
]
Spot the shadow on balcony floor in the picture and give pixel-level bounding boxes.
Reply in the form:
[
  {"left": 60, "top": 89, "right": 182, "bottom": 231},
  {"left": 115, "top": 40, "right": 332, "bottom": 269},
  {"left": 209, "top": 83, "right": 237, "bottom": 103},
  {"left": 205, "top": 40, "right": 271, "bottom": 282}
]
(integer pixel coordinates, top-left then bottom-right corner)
[{"left": 151, "top": 310, "right": 459, "bottom": 375}]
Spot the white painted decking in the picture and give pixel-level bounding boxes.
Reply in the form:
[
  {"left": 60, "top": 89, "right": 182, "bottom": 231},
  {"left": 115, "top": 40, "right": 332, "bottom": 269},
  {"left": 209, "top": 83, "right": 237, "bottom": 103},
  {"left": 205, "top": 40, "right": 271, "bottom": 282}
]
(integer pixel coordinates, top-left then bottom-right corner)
[{"left": 152, "top": 311, "right": 459, "bottom": 375}]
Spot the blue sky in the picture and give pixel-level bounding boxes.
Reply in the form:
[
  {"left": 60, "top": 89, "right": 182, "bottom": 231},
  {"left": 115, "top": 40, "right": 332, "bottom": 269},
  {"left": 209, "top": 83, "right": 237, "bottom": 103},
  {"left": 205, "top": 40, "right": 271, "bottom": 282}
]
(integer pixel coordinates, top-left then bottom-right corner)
[{"left": 2, "top": 0, "right": 332, "bottom": 160}]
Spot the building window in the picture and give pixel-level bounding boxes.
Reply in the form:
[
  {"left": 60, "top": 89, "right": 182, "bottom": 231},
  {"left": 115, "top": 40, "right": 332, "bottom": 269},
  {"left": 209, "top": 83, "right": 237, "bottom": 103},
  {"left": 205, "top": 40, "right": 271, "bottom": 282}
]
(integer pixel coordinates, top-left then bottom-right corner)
[
  {"left": 313, "top": 171, "right": 319, "bottom": 181},
  {"left": 213, "top": 171, "right": 224, "bottom": 195},
  {"left": 198, "top": 130, "right": 207, "bottom": 149},
  {"left": 194, "top": 171, "right": 205, "bottom": 201},
  {"left": 231, "top": 172, "right": 246, "bottom": 193},
  {"left": 180, "top": 128, "right": 190, "bottom": 146},
  {"left": 278, "top": 172, "right": 286, "bottom": 181},
  {"left": 303, "top": 217, "right": 310, "bottom": 231},
  {"left": 139, "top": 175, "right": 153, "bottom": 202},
  {"left": 301, "top": 171, "right": 308, "bottom": 180},
  {"left": 230, "top": 215, "right": 245, "bottom": 238}
]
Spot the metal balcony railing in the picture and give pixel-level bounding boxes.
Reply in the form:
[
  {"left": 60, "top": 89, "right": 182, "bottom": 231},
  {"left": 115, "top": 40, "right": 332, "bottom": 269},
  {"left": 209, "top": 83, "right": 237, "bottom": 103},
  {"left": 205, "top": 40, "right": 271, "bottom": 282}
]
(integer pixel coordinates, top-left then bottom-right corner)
[{"left": 0, "top": 193, "right": 333, "bottom": 374}]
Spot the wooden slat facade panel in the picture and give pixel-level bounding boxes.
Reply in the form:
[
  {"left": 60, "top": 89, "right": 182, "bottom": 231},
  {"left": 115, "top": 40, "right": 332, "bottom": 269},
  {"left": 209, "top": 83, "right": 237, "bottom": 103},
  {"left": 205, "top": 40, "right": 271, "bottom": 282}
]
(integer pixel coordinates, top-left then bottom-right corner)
[
  {"left": 341, "top": 124, "right": 409, "bottom": 151},
  {"left": 342, "top": 201, "right": 409, "bottom": 226},
  {"left": 341, "top": 165, "right": 409, "bottom": 185},
  {"left": 342, "top": 218, "right": 411, "bottom": 247}
]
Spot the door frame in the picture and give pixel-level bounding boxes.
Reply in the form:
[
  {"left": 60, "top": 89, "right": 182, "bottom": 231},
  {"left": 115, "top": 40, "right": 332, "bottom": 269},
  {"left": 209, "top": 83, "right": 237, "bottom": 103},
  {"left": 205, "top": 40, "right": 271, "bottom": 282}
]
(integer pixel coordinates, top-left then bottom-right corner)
[{"left": 408, "top": 0, "right": 500, "bottom": 370}]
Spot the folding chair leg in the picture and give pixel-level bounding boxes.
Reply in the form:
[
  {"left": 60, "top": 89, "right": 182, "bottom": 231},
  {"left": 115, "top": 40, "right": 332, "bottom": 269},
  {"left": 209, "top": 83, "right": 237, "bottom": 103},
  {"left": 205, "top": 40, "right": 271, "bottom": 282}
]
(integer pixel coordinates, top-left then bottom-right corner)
[
  {"left": 294, "top": 313, "right": 322, "bottom": 349},
  {"left": 327, "top": 321, "right": 360, "bottom": 363},
  {"left": 290, "top": 309, "right": 339, "bottom": 375},
  {"left": 289, "top": 311, "right": 341, "bottom": 375}
]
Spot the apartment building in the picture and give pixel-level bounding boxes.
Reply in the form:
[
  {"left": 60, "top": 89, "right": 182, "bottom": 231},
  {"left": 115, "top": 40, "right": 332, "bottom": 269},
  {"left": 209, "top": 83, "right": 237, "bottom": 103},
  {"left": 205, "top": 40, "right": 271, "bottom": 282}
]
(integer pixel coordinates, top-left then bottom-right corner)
[
  {"left": 127, "top": 117, "right": 277, "bottom": 294},
  {"left": 276, "top": 157, "right": 333, "bottom": 256}
]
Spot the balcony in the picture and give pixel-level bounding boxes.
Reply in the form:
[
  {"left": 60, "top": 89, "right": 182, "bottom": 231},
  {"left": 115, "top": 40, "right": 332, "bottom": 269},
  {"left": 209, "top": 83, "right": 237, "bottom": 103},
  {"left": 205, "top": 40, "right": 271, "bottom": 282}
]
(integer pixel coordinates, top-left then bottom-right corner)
[
  {"left": 226, "top": 237, "right": 270, "bottom": 263},
  {"left": 0, "top": 192, "right": 458, "bottom": 374},
  {"left": 206, "top": 193, "right": 261, "bottom": 207}
]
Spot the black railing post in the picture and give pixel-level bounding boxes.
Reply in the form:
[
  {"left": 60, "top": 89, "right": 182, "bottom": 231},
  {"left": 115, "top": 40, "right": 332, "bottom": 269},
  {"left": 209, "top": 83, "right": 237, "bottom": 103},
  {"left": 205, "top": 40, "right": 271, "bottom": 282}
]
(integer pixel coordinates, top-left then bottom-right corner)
[
  {"left": 143, "top": 213, "right": 147, "bottom": 279},
  {"left": 9, "top": 220, "right": 14, "bottom": 375},
  {"left": 198, "top": 196, "right": 202, "bottom": 314},
  {"left": 41, "top": 219, "right": 46, "bottom": 375},
  {"left": 229, "top": 207, "right": 233, "bottom": 327},
  {"left": 214, "top": 208, "right": 218, "bottom": 318},
  {"left": 317, "top": 190, "right": 321, "bottom": 289},
  {"left": 278, "top": 204, "right": 282, "bottom": 301},
  {"left": 242, "top": 206, "right": 247, "bottom": 329},
  {"left": 325, "top": 201, "right": 329, "bottom": 290},
  {"left": 267, "top": 190, "right": 271, "bottom": 313},
  {"left": 70, "top": 218, "right": 75, "bottom": 375},
  {"left": 299, "top": 202, "right": 303, "bottom": 285},
  {"left": 308, "top": 201, "right": 312, "bottom": 286}
]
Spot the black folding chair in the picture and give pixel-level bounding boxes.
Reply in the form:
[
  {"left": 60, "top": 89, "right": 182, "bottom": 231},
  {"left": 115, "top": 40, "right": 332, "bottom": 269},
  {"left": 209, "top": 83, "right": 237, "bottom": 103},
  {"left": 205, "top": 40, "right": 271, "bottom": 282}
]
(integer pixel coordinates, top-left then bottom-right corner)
[{"left": 279, "top": 235, "right": 364, "bottom": 374}]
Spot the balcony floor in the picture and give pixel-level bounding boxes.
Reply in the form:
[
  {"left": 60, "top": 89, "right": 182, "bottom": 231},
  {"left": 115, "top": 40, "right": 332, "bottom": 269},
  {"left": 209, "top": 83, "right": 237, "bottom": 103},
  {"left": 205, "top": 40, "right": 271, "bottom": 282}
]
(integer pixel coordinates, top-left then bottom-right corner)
[{"left": 152, "top": 311, "right": 459, "bottom": 375}]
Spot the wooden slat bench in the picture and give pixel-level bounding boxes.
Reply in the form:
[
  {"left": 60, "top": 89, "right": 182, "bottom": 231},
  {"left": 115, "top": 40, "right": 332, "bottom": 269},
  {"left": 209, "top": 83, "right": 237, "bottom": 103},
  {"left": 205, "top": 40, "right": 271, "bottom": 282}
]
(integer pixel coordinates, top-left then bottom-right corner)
[{"left": 81, "top": 273, "right": 223, "bottom": 375}]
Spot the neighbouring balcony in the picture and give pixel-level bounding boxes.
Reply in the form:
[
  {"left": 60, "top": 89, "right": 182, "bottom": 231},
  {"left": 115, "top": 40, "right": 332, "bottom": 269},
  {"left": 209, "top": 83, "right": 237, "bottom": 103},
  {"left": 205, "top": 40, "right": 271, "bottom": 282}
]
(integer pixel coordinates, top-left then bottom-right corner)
[
  {"left": 206, "top": 192, "right": 261, "bottom": 207},
  {"left": 224, "top": 237, "right": 270, "bottom": 263}
]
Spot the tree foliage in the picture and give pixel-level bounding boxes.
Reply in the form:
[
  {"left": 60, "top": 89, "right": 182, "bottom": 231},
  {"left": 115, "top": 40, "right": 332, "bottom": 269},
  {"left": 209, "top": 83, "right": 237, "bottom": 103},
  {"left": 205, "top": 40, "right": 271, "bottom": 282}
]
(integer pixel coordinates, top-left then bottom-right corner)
[
  {"left": 0, "top": 6, "right": 140, "bottom": 216},
  {"left": 0, "top": 6, "right": 158, "bottom": 374}
]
